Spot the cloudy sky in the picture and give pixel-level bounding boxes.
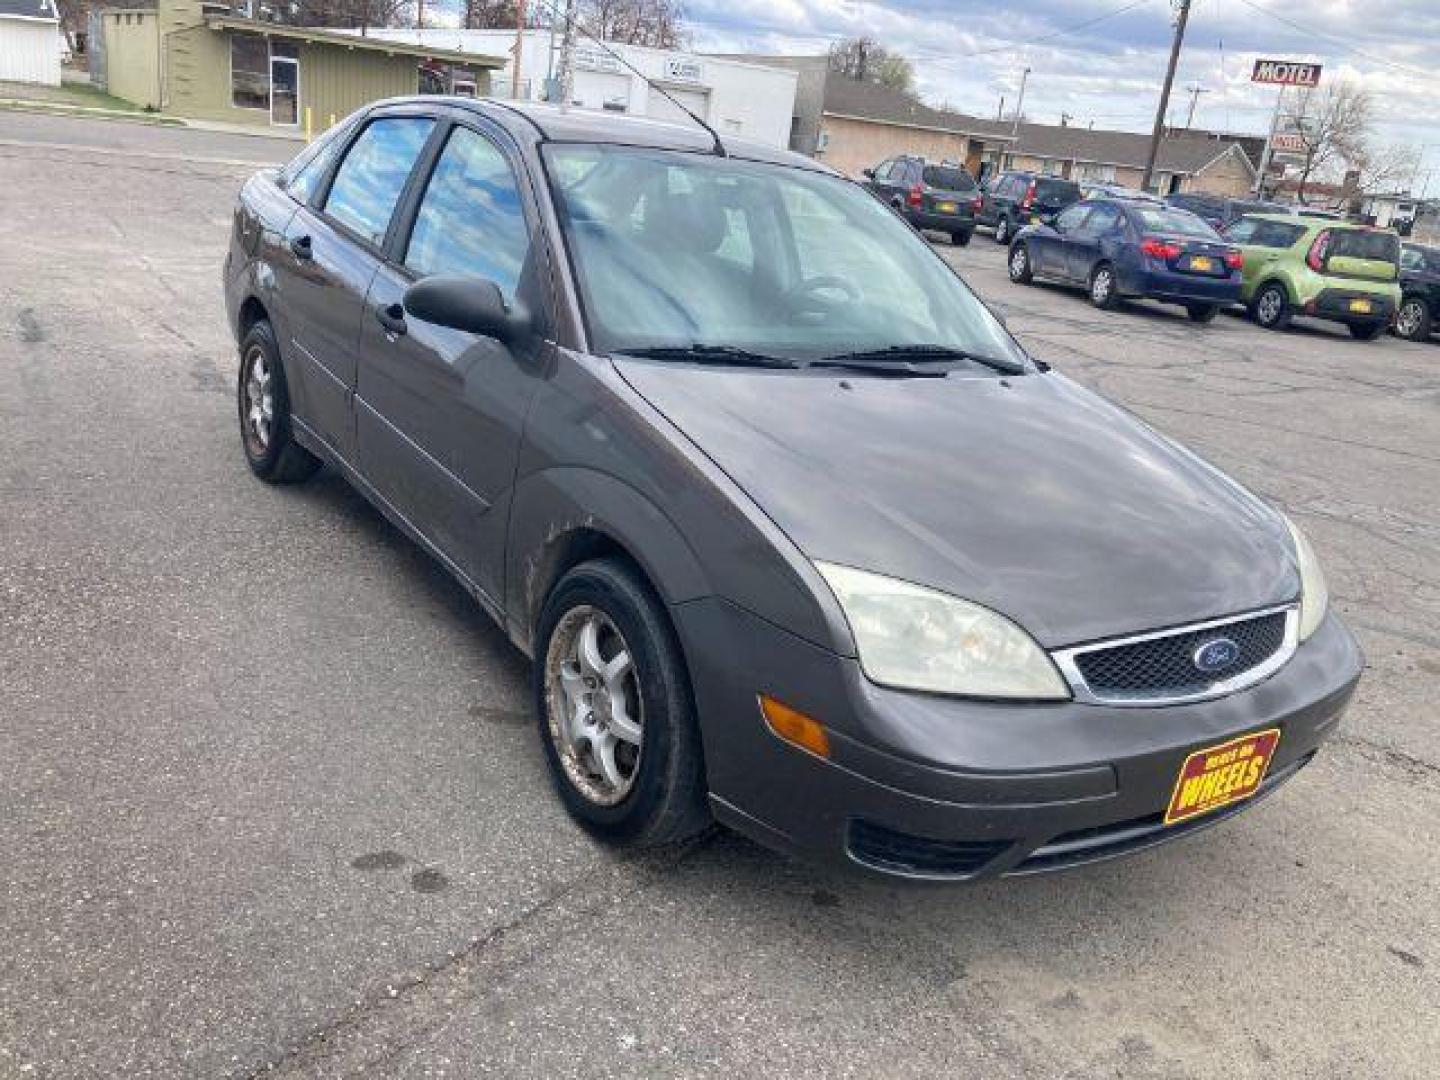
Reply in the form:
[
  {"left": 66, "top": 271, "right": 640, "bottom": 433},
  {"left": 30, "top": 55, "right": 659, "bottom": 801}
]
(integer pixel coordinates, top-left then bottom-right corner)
[{"left": 679, "top": 0, "right": 1438, "bottom": 187}]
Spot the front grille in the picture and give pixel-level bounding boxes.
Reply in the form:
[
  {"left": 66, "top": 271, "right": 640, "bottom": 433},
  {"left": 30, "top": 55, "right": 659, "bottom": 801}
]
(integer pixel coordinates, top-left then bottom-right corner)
[
  {"left": 847, "top": 820, "right": 1011, "bottom": 878},
  {"left": 1072, "top": 610, "right": 1288, "bottom": 700}
]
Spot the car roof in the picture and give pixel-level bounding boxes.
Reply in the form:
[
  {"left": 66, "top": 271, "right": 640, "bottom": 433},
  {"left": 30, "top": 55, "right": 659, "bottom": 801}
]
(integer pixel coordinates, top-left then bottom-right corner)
[{"left": 376, "top": 96, "right": 834, "bottom": 174}]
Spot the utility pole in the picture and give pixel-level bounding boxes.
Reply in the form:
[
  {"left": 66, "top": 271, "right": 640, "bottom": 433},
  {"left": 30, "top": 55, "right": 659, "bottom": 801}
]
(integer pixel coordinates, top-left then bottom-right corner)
[
  {"left": 995, "top": 96, "right": 1005, "bottom": 122},
  {"left": 1184, "top": 82, "right": 1210, "bottom": 128},
  {"left": 1141, "top": 0, "right": 1191, "bottom": 193},
  {"left": 1011, "top": 67, "right": 1031, "bottom": 138},
  {"left": 417, "top": 0, "right": 425, "bottom": 31},
  {"left": 1060, "top": 112, "right": 1073, "bottom": 127},
  {"left": 556, "top": 0, "right": 578, "bottom": 106},
  {"left": 511, "top": 0, "right": 527, "bottom": 100}
]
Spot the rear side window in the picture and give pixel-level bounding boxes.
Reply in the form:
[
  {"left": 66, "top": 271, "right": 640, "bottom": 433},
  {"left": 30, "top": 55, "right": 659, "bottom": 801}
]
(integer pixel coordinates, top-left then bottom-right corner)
[
  {"left": 922, "top": 165, "right": 975, "bottom": 192},
  {"left": 1327, "top": 229, "right": 1399, "bottom": 264},
  {"left": 324, "top": 117, "right": 435, "bottom": 247},
  {"left": 404, "top": 126, "right": 531, "bottom": 300}
]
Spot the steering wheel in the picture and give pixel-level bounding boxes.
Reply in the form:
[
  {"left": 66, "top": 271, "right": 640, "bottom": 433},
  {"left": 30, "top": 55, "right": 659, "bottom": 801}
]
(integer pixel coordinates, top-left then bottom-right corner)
[{"left": 780, "top": 275, "right": 862, "bottom": 313}]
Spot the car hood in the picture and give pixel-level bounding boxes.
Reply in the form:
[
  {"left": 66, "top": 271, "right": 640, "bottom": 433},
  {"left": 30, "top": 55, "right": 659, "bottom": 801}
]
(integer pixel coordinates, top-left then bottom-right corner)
[{"left": 614, "top": 361, "right": 1298, "bottom": 648}]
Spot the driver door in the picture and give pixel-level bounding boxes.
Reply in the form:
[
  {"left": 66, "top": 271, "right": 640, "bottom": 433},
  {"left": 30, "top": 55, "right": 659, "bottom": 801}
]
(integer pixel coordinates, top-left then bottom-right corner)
[{"left": 1032, "top": 203, "right": 1090, "bottom": 279}]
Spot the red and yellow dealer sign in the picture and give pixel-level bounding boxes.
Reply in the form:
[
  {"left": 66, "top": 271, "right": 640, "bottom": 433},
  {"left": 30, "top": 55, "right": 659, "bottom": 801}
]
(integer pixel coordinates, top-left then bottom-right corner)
[{"left": 1164, "top": 729, "right": 1281, "bottom": 826}]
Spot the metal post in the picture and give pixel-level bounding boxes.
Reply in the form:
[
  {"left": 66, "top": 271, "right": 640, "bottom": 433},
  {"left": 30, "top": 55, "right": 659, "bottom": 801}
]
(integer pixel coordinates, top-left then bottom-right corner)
[
  {"left": 1141, "top": 0, "right": 1191, "bottom": 193},
  {"left": 1011, "top": 68, "right": 1030, "bottom": 137},
  {"left": 511, "top": 0, "right": 526, "bottom": 100},
  {"left": 556, "top": 0, "right": 577, "bottom": 105},
  {"left": 1254, "top": 86, "right": 1286, "bottom": 196}
]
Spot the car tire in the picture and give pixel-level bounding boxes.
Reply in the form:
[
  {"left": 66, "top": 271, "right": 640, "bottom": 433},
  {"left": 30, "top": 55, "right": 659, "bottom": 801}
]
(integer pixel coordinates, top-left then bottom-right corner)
[
  {"left": 1008, "top": 242, "right": 1034, "bottom": 284},
  {"left": 1394, "top": 296, "right": 1432, "bottom": 341},
  {"left": 1187, "top": 303, "right": 1219, "bottom": 324},
  {"left": 238, "top": 320, "right": 321, "bottom": 484},
  {"left": 995, "top": 216, "right": 1012, "bottom": 244},
  {"left": 1348, "top": 320, "right": 1385, "bottom": 341},
  {"left": 1088, "top": 263, "right": 1119, "bottom": 310},
  {"left": 533, "top": 558, "right": 710, "bottom": 848},
  {"left": 952, "top": 229, "right": 972, "bottom": 247},
  {"left": 1250, "top": 283, "right": 1292, "bottom": 331}
]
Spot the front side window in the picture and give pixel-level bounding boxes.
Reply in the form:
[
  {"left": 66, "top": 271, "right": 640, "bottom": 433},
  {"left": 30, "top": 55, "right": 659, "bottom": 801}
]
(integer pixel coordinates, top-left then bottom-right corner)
[
  {"left": 1054, "top": 204, "right": 1090, "bottom": 232},
  {"left": 1077, "top": 203, "right": 1120, "bottom": 236},
  {"left": 405, "top": 126, "right": 531, "bottom": 298},
  {"left": 231, "top": 37, "right": 269, "bottom": 111},
  {"left": 323, "top": 117, "right": 434, "bottom": 247},
  {"left": 544, "top": 144, "right": 1028, "bottom": 367}
]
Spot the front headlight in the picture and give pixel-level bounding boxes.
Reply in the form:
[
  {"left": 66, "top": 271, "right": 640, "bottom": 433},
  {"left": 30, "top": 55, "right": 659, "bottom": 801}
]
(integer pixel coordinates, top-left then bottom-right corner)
[
  {"left": 815, "top": 562, "right": 1070, "bottom": 700},
  {"left": 1284, "top": 516, "right": 1329, "bottom": 641}
]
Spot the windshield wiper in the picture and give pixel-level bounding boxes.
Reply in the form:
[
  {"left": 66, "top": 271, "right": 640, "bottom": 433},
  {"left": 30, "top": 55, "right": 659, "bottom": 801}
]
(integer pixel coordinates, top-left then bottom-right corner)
[
  {"left": 614, "top": 344, "right": 801, "bottom": 369},
  {"left": 812, "top": 344, "right": 1025, "bottom": 376}
]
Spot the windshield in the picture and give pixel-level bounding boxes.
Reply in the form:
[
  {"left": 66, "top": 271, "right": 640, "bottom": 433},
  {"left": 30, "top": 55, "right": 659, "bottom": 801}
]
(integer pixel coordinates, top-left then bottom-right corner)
[
  {"left": 544, "top": 145, "right": 1027, "bottom": 367},
  {"left": 1134, "top": 207, "right": 1220, "bottom": 239}
]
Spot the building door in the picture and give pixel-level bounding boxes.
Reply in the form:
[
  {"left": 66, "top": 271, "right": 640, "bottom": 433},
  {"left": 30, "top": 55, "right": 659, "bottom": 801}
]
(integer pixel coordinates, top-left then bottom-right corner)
[
  {"left": 646, "top": 85, "right": 708, "bottom": 125},
  {"left": 271, "top": 55, "right": 299, "bottom": 126}
]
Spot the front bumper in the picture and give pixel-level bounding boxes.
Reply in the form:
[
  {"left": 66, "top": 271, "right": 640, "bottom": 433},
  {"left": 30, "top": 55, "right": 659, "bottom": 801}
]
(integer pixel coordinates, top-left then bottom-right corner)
[{"left": 673, "top": 598, "right": 1362, "bottom": 881}]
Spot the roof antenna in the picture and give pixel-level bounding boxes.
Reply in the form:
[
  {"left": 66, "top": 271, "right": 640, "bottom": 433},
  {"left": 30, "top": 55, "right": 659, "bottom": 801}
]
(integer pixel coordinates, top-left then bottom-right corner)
[{"left": 532, "top": 0, "right": 727, "bottom": 157}]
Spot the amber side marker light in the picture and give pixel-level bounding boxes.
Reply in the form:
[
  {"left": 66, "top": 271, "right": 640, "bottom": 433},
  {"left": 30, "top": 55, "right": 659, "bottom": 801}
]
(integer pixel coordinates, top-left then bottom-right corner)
[{"left": 759, "top": 694, "right": 831, "bottom": 759}]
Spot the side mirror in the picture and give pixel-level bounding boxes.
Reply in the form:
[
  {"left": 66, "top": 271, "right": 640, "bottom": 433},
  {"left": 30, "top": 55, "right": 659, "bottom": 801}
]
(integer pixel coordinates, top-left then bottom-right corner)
[
  {"left": 403, "top": 275, "right": 530, "bottom": 343},
  {"left": 862, "top": 167, "right": 875, "bottom": 179}
]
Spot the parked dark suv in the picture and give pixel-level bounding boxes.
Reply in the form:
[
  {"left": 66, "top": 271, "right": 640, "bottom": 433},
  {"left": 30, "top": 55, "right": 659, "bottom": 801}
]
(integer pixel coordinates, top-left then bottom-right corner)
[
  {"left": 978, "top": 170, "right": 1082, "bottom": 244},
  {"left": 223, "top": 97, "right": 1359, "bottom": 881},
  {"left": 1166, "top": 192, "right": 1289, "bottom": 231},
  {"left": 862, "top": 155, "right": 979, "bottom": 245},
  {"left": 1396, "top": 242, "right": 1440, "bottom": 341}
]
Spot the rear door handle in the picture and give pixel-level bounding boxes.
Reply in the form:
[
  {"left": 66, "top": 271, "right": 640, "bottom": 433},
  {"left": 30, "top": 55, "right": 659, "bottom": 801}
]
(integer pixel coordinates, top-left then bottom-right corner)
[
  {"left": 289, "top": 235, "right": 312, "bottom": 260},
  {"left": 376, "top": 302, "right": 407, "bottom": 337}
]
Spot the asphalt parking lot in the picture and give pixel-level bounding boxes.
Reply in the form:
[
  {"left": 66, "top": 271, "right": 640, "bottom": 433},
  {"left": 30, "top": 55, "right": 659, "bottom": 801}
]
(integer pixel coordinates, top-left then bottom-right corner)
[{"left": 1, "top": 113, "right": 1437, "bottom": 1079}]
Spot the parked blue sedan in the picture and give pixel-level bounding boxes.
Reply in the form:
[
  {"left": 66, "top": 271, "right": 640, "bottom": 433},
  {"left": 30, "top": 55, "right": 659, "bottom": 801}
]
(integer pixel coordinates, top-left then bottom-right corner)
[{"left": 1007, "top": 198, "right": 1245, "bottom": 322}]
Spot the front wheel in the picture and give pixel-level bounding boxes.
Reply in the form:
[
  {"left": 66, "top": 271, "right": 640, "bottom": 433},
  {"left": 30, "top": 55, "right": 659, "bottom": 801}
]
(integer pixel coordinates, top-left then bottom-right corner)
[
  {"left": 994, "top": 216, "right": 1012, "bottom": 244},
  {"left": 1394, "top": 296, "right": 1432, "bottom": 341},
  {"left": 1251, "top": 283, "right": 1292, "bottom": 331},
  {"left": 534, "top": 559, "right": 709, "bottom": 847},
  {"left": 1187, "top": 303, "right": 1219, "bottom": 324},
  {"left": 1008, "top": 242, "right": 1034, "bottom": 284},
  {"left": 1348, "top": 320, "right": 1385, "bottom": 341}
]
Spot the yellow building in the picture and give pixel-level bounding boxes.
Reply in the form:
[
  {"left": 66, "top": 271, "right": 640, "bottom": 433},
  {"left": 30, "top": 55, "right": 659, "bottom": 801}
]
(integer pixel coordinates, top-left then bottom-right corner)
[{"left": 96, "top": 2, "right": 502, "bottom": 135}]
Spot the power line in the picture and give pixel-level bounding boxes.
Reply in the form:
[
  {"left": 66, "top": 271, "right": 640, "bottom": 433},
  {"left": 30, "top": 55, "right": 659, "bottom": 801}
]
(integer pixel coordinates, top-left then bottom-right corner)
[
  {"left": 948, "top": 0, "right": 1156, "bottom": 60},
  {"left": 1230, "top": 0, "right": 1432, "bottom": 79}
]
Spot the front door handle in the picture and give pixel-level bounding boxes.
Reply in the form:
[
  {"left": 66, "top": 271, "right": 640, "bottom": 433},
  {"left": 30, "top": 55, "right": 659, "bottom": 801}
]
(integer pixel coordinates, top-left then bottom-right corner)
[
  {"left": 376, "top": 302, "right": 407, "bottom": 337},
  {"left": 289, "top": 235, "right": 313, "bottom": 260}
]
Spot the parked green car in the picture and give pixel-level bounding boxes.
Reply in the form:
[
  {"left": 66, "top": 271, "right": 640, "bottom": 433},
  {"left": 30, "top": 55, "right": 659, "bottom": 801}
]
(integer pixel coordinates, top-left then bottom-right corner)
[{"left": 1221, "top": 215, "right": 1402, "bottom": 340}]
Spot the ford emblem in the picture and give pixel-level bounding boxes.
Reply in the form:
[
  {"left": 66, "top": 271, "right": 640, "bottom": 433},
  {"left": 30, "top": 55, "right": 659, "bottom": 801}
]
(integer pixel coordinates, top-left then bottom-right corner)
[{"left": 1193, "top": 637, "right": 1241, "bottom": 674}]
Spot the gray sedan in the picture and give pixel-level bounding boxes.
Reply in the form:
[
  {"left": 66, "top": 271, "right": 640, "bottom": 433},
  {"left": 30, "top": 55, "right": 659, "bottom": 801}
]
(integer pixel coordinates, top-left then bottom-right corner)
[{"left": 223, "top": 98, "right": 1362, "bottom": 880}]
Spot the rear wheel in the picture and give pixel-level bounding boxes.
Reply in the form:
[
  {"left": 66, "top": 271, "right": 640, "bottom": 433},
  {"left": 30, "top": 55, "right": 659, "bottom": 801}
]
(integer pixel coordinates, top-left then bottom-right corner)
[
  {"left": 534, "top": 559, "right": 709, "bottom": 847},
  {"left": 1088, "top": 263, "right": 1118, "bottom": 310},
  {"left": 1187, "top": 303, "right": 1219, "bottom": 324},
  {"left": 1348, "top": 320, "right": 1385, "bottom": 341},
  {"left": 1251, "top": 283, "right": 1292, "bottom": 331},
  {"left": 1395, "top": 296, "right": 1432, "bottom": 341},
  {"left": 994, "top": 216, "right": 1012, "bottom": 244},
  {"left": 951, "top": 229, "right": 972, "bottom": 247},
  {"left": 238, "top": 321, "right": 321, "bottom": 484},
  {"left": 1008, "top": 242, "right": 1034, "bottom": 284}
]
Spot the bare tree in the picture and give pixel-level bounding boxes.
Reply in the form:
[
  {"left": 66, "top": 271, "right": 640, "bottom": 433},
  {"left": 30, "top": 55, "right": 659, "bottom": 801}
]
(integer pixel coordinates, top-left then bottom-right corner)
[
  {"left": 827, "top": 37, "right": 914, "bottom": 93},
  {"left": 581, "top": 0, "right": 688, "bottom": 49},
  {"left": 1283, "top": 81, "right": 1370, "bottom": 204}
]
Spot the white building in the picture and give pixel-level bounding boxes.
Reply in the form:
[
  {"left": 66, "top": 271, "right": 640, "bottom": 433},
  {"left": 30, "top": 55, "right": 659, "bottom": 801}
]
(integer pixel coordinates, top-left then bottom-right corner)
[
  {"left": 0, "top": 0, "right": 62, "bottom": 86},
  {"left": 360, "top": 28, "right": 799, "bottom": 149}
]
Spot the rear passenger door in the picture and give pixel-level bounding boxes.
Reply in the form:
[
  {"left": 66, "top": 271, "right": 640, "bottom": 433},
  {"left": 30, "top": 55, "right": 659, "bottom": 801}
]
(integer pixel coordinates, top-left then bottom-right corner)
[
  {"left": 355, "top": 115, "right": 549, "bottom": 607},
  {"left": 276, "top": 110, "right": 435, "bottom": 461}
]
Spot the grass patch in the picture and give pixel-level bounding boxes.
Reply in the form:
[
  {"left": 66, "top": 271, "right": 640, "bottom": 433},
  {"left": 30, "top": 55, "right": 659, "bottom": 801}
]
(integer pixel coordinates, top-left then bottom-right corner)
[{"left": 0, "top": 79, "right": 143, "bottom": 113}]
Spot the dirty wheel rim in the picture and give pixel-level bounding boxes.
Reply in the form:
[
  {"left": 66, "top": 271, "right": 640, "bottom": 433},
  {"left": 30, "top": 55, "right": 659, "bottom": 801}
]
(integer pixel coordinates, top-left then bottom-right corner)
[
  {"left": 997, "top": 218, "right": 1010, "bottom": 242},
  {"left": 1092, "top": 268, "right": 1113, "bottom": 304},
  {"left": 1257, "top": 289, "right": 1282, "bottom": 325},
  {"left": 544, "top": 605, "right": 643, "bottom": 806},
  {"left": 1010, "top": 246, "right": 1028, "bottom": 279},
  {"left": 1397, "top": 299, "right": 1424, "bottom": 338},
  {"left": 242, "top": 344, "right": 274, "bottom": 454}
]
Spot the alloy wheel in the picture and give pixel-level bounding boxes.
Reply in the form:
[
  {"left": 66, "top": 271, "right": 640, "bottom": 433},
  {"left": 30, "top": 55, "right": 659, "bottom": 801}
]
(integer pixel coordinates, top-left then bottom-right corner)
[
  {"left": 1397, "top": 299, "right": 1425, "bottom": 338},
  {"left": 242, "top": 344, "right": 274, "bottom": 454},
  {"left": 1009, "top": 246, "right": 1029, "bottom": 280},
  {"left": 543, "top": 605, "right": 643, "bottom": 806},
  {"left": 1092, "top": 268, "right": 1113, "bottom": 304},
  {"left": 1257, "top": 288, "right": 1282, "bottom": 326}
]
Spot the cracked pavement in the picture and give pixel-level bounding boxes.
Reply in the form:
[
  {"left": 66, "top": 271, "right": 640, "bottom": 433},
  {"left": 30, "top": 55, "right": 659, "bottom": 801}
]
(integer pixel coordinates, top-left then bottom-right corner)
[{"left": 1, "top": 113, "right": 1437, "bottom": 1078}]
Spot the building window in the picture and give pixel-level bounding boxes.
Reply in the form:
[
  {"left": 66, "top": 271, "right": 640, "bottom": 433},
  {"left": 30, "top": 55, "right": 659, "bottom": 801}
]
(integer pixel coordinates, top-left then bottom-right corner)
[{"left": 231, "top": 37, "right": 270, "bottom": 111}]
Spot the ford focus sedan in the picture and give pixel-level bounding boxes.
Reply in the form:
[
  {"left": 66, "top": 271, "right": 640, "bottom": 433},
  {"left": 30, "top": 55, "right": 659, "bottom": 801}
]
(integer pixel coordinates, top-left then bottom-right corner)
[{"left": 223, "top": 98, "right": 1362, "bottom": 881}]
